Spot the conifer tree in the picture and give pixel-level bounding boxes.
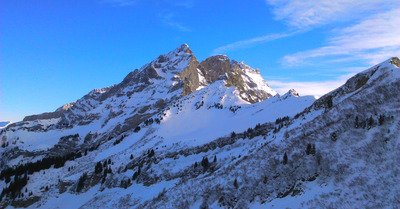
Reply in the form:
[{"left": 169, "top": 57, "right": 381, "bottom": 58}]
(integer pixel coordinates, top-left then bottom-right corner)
[
  {"left": 306, "top": 144, "right": 312, "bottom": 155},
  {"left": 379, "top": 115, "right": 385, "bottom": 125},
  {"left": 368, "top": 115, "right": 374, "bottom": 128},
  {"left": 201, "top": 157, "right": 209, "bottom": 169},
  {"left": 233, "top": 178, "right": 239, "bottom": 189},
  {"left": 283, "top": 153, "right": 288, "bottom": 165},
  {"left": 355, "top": 116, "right": 359, "bottom": 128},
  {"left": 230, "top": 131, "right": 236, "bottom": 138}
]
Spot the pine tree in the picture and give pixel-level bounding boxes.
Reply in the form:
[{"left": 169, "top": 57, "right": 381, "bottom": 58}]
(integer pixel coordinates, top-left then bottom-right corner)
[
  {"left": 76, "top": 173, "right": 87, "bottom": 193},
  {"left": 201, "top": 157, "right": 209, "bottom": 169},
  {"left": 331, "top": 132, "right": 337, "bottom": 141},
  {"left": 233, "top": 178, "right": 239, "bottom": 189},
  {"left": 148, "top": 149, "right": 155, "bottom": 158},
  {"left": 306, "top": 144, "right": 312, "bottom": 155},
  {"left": 379, "top": 115, "right": 385, "bottom": 125},
  {"left": 213, "top": 155, "right": 217, "bottom": 163},
  {"left": 103, "top": 167, "right": 107, "bottom": 177},
  {"left": 130, "top": 154, "right": 133, "bottom": 160},
  {"left": 368, "top": 115, "right": 374, "bottom": 128},
  {"left": 355, "top": 116, "right": 359, "bottom": 128},
  {"left": 132, "top": 172, "right": 138, "bottom": 181},
  {"left": 327, "top": 97, "right": 333, "bottom": 108},
  {"left": 230, "top": 131, "right": 236, "bottom": 138},
  {"left": 134, "top": 126, "right": 141, "bottom": 133},
  {"left": 283, "top": 153, "right": 288, "bottom": 165},
  {"left": 95, "top": 162, "right": 103, "bottom": 174}
]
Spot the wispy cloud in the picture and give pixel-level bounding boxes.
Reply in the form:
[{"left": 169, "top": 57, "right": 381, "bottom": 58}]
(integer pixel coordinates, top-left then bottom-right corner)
[
  {"left": 282, "top": 8, "right": 400, "bottom": 66},
  {"left": 160, "top": 13, "right": 192, "bottom": 32},
  {"left": 265, "top": 0, "right": 397, "bottom": 29},
  {"left": 267, "top": 73, "right": 355, "bottom": 97},
  {"left": 212, "top": 32, "right": 297, "bottom": 55},
  {"left": 212, "top": 0, "right": 397, "bottom": 55}
]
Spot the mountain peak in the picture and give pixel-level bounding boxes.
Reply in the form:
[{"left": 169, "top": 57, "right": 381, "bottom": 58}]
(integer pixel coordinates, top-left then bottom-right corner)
[
  {"left": 281, "top": 88, "right": 300, "bottom": 99},
  {"left": 174, "top": 43, "right": 192, "bottom": 54}
]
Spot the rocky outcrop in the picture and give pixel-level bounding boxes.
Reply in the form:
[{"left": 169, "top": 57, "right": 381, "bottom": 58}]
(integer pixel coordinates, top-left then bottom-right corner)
[
  {"left": 198, "top": 55, "right": 232, "bottom": 83},
  {"left": 390, "top": 56, "right": 399, "bottom": 67},
  {"left": 23, "top": 110, "right": 65, "bottom": 122},
  {"left": 197, "top": 55, "right": 276, "bottom": 103},
  {"left": 177, "top": 48, "right": 200, "bottom": 95}
]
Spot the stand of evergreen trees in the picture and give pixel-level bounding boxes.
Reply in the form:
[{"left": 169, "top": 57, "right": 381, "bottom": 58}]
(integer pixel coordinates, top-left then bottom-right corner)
[
  {"left": 0, "top": 151, "right": 83, "bottom": 181},
  {"left": 354, "top": 114, "right": 387, "bottom": 129},
  {"left": 0, "top": 151, "right": 85, "bottom": 200},
  {"left": 0, "top": 173, "right": 28, "bottom": 200}
]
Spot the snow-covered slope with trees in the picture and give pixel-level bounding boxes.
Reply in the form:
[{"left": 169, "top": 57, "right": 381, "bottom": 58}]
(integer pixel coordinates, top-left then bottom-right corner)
[{"left": 0, "top": 45, "right": 398, "bottom": 208}]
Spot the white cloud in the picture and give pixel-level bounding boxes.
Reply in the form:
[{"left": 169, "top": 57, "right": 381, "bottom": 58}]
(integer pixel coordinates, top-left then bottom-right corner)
[
  {"left": 267, "top": 73, "right": 355, "bottom": 97},
  {"left": 282, "top": 8, "right": 400, "bottom": 66},
  {"left": 160, "top": 13, "right": 192, "bottom": 32},
  {"left": 212, "top": 32, "right": 296, "bottom": 55},
  {"left": 265, "top": 0, "right": 396, "bottom": 29},
  {"left": 212, "top": 0, "right": 397, "bottom": 56}
]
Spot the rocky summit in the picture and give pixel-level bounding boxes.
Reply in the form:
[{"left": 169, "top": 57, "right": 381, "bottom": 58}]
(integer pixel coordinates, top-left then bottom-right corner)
[{"left": 0, "top": 45, "right": 399, "bottom": 209}]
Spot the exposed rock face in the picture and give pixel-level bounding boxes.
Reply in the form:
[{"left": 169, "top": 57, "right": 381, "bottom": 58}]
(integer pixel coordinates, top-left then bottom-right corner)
[
  {"left": 177, "top": 47, "right": 200, "bottom": 96},
  {"left": 23, "top": 110, "right": 65, "bottom": 122},
  {"left": 390, "top": 56, "right": 399, "bottom": 67},
  {"left": 198, "top": 55, "right": 276, "bottom": 103},
  {"left": 198, "top": 55, "right": 232, "bottom": 83}
]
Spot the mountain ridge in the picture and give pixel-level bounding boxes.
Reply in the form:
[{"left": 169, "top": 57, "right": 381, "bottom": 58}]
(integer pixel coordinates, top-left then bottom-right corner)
[
  {"left": 22, "top": 44, "right": 276, "bottom": 123},
  {"left": 0, "top": 47, "right": 398, "bottom": 208}
]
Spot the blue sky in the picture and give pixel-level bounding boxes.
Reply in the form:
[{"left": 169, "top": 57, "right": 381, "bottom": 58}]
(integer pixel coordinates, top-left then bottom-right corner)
[{"left": 1, "top": 0, "right": 399, "bottom": 122}]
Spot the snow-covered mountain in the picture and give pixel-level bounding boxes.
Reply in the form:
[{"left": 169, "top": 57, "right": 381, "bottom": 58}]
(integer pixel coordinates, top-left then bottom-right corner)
[{"left": 0, "top": 45, "right": 398, "bottom": 208}]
